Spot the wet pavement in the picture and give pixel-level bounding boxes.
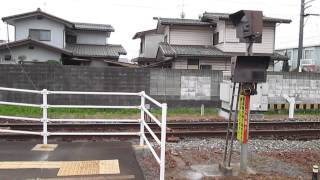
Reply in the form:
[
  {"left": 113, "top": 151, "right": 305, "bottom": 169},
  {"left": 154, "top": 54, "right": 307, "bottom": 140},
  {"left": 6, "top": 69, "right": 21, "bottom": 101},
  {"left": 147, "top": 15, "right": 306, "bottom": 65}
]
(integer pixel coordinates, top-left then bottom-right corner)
[{"left": 0, "top": 141, "right": 144, "bottom": 180}]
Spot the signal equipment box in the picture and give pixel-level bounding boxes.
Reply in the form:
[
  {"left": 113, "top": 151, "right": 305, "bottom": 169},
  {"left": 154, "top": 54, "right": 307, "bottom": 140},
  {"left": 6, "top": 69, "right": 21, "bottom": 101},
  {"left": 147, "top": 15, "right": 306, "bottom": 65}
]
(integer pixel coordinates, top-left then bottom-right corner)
[{"left": 231, "top": 56, "right": 270, "bottom": 83}]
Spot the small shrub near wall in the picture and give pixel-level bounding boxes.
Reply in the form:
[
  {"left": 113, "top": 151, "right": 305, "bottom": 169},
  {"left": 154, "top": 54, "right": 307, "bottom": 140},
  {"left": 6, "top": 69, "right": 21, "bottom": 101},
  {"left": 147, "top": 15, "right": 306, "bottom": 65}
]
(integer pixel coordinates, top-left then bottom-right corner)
[{"left": 46, "top": 60, "right": 61, "bottom": 65}]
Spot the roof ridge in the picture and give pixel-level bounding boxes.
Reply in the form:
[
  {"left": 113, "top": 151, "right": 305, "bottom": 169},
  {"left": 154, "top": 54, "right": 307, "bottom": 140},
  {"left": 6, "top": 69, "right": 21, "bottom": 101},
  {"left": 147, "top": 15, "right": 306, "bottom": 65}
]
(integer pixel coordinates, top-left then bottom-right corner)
[
  {"left": 2, "top": 9, "right": 115, "bottom": 30},
  {"left": 73, "top": 22, "right": 112, "bottom": 26},
  {"left": 67, "top": 43, "right": 123, "bottom": 47},
  {"left": 158, "top": 17, "right": 202, "bottom": 21}
]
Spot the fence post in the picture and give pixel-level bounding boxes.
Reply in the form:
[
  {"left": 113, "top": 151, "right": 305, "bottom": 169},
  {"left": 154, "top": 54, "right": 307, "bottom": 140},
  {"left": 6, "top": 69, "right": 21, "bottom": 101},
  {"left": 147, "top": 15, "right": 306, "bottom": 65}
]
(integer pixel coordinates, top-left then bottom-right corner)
[
  {"left": 42, "top": 89, "right": 48, "bottom": 145},
  {"left": 139, "top": 91, "right": 145, "bottom": 146},
  {"left": 160, "top": 103, "right": 167, "bottom": 180}
]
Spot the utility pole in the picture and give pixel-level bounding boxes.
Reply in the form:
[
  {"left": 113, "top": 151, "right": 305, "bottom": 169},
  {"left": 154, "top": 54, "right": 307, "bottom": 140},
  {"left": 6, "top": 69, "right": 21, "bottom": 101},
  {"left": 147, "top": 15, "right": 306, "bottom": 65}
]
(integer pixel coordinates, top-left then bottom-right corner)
[
  {"left": 297, "top": 0, "right": 319, "bottom": 72},
  {"left": 297, "top": 0, "right": 305, "bottom": 72}
]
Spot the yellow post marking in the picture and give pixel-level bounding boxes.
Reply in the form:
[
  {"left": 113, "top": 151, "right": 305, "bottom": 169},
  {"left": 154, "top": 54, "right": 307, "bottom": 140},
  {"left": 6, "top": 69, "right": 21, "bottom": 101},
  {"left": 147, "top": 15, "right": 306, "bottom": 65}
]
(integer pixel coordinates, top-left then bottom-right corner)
[{"left": 237, "top": 95, "right": 245, "bottom": 142}]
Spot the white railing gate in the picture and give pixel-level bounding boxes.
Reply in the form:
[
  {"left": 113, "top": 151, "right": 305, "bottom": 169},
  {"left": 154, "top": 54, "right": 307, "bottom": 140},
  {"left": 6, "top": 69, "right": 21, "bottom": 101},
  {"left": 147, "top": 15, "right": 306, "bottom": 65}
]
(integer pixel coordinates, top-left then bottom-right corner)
[{"left": 0, "top": 87, "right": 167, "bottom": 180}]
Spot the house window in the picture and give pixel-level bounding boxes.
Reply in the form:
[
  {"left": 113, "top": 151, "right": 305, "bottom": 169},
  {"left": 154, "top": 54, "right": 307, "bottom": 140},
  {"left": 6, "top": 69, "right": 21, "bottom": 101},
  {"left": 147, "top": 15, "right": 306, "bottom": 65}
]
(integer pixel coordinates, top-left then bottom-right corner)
[
  {"left": 187, "top": 59, "right": 199, "bottom": 69},
  {"left": 303, "top": 49, "right": 313, "bottom": 59},
  {"left": 4, "top": 55, "right": 11, "bottom": 61},
  {"left": 200, "top": 64, "right": 212, "bottom": 70},
  {"left": 66, "top": 34, "right": 77, "bottom": 44},
  {"left": 213, "top": 32, "right": 219, "bottom": 45},
  {"left": 29, "top": 29, "right": 51, "bottom": 41}
]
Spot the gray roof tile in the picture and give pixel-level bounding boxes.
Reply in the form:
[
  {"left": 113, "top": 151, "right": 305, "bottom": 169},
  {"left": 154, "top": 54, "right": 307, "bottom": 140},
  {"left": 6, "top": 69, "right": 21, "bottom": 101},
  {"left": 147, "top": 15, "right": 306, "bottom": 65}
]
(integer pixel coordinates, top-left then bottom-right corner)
[
  {"left": 156, "top": 18, "right": 215, "bottom": 26},
  {"left": 159, "top": 43, "right": 226, "bottom": 57},
  {"left": 66, "top": 44, "right": 127, "bottom": 58},
  {"left": 133, "top": 29, "right": 157, "bottom": 39},
  {"left": 202, "top": 12, "right": 291, "bottom": 23},
  {"left": 159, "top": 43, "right": 288, "bottom": 60},
  {"left": 73, "top": 22, "right": 114, "bottom": 32},
  {"left": 2, "top": 8, "right": 115, "bottom": 32}
]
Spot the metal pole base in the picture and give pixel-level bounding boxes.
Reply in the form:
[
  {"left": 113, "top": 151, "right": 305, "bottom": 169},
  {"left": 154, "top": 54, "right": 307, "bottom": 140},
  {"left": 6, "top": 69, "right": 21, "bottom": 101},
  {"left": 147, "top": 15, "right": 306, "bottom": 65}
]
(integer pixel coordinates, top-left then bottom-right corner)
[
  {"left": 240, "top": 143, "right": 248, "bottom": 172},
  {"left": 218, "top": 163, "right": 233, "bottom": 176}
]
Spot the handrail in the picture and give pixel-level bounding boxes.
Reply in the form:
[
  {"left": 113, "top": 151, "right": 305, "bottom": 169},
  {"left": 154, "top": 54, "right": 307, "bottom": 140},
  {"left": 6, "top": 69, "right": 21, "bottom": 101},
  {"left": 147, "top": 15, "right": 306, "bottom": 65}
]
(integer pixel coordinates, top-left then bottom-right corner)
[
  {"left": 0, "top": 115, "right": 41, "bottom": 122},
  {"left": 48, "top": 105, "right": 140, "bottom": 109},
  {"left": 0, "top": 101, "right": 41, "bottom": 108},
  {"left": 142, "top": 106, "right": 161, "bottom": 127},
  {"left": 0, "top": 87, "right": 167, "bottom": 180},
  {"left": 49, "top": 90, "right": 140, "bottom": 96},
  {"left": 143, "top": 93, "right": 163, "bottom": 108},
  {"left": 143, "top": 121, "right": 161, "bottom": 145},
  {"left": 0, "top": 87, "right": 41, "bottom": 94},
  {"left": 49, "top": 119, "right": 139, "bottom": 123}
]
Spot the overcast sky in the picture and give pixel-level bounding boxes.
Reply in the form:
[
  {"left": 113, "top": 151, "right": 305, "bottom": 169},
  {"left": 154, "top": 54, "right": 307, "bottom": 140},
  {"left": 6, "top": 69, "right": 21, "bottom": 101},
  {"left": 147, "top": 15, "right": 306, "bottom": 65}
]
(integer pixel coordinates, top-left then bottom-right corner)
[{"left": 0, "top": 0, "right": 320, "bottom": 59}]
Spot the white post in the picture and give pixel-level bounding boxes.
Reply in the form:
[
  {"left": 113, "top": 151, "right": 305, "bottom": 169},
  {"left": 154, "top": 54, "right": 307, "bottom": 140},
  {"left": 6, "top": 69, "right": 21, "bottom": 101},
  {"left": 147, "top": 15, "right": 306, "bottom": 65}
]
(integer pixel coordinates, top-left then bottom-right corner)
[
  {"left": 160, "top": 103, "right": 167, "bottom": 180},
  {"left": 201, "top": 104, "right": 204, "bottom": 116},
  {"left": 283, "top": 94, "right": 295, "bottom": 119},
  {"left": 42, "top": 89, "right": 48, "bottom": 145},
  {"left": 139, "top": 91, "right": 145, "bottom": 146}
]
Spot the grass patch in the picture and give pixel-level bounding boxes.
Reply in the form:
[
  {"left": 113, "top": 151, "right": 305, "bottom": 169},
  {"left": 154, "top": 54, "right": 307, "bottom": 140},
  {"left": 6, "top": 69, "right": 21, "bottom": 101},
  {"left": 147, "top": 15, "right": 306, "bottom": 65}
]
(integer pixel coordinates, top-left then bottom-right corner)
[{"left": 0, "top": 105, "right": 218, "bottom": 119}]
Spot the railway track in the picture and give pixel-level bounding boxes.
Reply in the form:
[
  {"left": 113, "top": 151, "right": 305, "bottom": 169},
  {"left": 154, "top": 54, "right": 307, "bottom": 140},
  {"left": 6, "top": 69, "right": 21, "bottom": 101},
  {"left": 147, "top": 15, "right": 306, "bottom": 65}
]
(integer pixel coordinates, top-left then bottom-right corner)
[{"left": 0, "top": 121, "right": 319, "bottom": 140}]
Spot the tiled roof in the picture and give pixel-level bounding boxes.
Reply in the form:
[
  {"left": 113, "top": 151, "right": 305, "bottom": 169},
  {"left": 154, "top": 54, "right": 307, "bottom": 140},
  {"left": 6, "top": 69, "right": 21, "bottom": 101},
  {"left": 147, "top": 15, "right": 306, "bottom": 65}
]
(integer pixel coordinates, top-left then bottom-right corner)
[
  {"left": 158, "top": 43, "right": 288, "bottom": 60},
  {"left": 65, "top": 44, "right": 127, "bottom": 58},
  {"left": 2, "top": 8, "right": 73, "bottom": 27},
  {"left": 155, "top": 17, "right": 215, "bottom": 26},
  {"left": 0, "top": 38, "right": 72, "bottom": 55},
  {"left": 202, "top": 12, "right": 291, "bottom": 23},
  {"left": 132, "top": 57, "right": 156, "bottom": 62},
  {"left": 74, "top": 22, "right": 114, "bottom": 32},
  {"left": 2, "top": 8, "right": 115, "bottom": 32},
  {"left": 159, "top": 43, "right": 226, "bottom": 57},
  {"left": 104, "top": 60, "right": 139, "bottom": 68},
  {"left": 133, "top": 29, "right": 157, "bottom": 39},
  {"left": 269, "top": 52, "right": 289, "bottom": 61}
]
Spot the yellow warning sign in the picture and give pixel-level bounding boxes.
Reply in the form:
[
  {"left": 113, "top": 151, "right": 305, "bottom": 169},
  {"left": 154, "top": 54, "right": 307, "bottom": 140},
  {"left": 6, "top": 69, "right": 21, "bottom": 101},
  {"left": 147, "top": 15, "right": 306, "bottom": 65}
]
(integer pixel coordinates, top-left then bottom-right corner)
[{"left": 237, "top": 95, "right": 245, "bottom": 142}]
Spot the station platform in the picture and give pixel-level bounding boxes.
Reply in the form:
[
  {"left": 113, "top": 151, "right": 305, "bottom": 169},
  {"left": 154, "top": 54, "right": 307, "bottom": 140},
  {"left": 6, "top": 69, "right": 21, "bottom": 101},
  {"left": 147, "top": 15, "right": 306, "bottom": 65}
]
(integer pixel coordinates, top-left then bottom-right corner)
[{"left": 0, "top": 141, "right": 144, "bottom": 180}]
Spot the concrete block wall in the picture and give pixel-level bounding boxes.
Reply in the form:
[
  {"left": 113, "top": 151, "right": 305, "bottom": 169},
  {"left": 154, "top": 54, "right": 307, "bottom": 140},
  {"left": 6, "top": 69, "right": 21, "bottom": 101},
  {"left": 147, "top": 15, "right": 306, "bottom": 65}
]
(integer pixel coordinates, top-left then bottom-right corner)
[
  {"left": 0, "top": 65, "right": 149, "bottom": 106},
  {"left": 267, "top": 72, "right": 320, "bottom": 104},
  {"left": 150, "top": 69, "right": 222, "bottom": 107},
  {"left": 0, "top": 65, "right": 222, "bottom": 108},
  {"left": 1, "top": 64, "right": 319, "bottom": 109}
]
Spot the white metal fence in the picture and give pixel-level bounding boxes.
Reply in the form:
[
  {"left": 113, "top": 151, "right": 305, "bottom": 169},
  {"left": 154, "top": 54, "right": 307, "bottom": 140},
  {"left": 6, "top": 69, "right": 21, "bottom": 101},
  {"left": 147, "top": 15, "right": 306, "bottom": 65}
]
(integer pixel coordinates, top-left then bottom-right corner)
[{"left": 0, "top": 87, "right": 167, "bottom": 180}]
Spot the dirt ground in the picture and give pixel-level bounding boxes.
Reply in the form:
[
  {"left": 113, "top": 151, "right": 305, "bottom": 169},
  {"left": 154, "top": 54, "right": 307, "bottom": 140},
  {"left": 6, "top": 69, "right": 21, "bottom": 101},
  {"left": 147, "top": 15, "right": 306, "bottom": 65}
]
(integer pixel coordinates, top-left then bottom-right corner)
[{"left": 137, "top": 148, "right": 319, "bottom": 180}]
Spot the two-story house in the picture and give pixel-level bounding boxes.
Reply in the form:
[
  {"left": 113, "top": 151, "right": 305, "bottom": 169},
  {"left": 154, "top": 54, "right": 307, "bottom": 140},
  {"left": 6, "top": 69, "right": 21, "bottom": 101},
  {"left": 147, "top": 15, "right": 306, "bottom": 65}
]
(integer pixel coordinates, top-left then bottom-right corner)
[
  {"left": 276, "top": 44, "right": 320, "bottom": 72},
  {"left": 133, "top": 12, "right": 291, "bottom": 70},
  {"left": 0, "top": 8, "right": 127, "bottom": 66},
  {"left": 132, "top": 29, "right": 163, "bottom": 66}
]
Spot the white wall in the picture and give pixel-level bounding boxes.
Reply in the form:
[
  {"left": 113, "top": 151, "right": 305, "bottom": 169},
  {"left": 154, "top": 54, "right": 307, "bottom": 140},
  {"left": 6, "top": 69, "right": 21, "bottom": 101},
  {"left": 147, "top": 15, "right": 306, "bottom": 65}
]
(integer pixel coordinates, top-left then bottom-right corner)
[
  {"left": 14, "top": 17, "right": 65, "bottom": 48},
  {"left": 169, "top": 26, "right": 214, "bottom": 46},
  {"left": 0, "top": 45, "right": 61, "bottom": 64},
  {"left": 143, "top": 33, "right": 163, "bottom": 58},
  {"left": 74, "top": 31, "right": 107, "bottom": 45},
  {"left": 215, "top": 21, "right": 275, "bottom": 54}
]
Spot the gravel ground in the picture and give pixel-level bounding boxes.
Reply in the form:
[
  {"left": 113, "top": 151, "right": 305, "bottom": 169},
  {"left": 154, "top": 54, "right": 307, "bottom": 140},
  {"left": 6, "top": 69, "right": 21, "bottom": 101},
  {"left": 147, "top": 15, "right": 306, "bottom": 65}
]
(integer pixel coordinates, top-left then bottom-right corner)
[
  {"left": 136, "top": 138, "right": 320, "bottom": 180},
  {"left": 166, "top": 138, "right": 320, "bottom": 152}
]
